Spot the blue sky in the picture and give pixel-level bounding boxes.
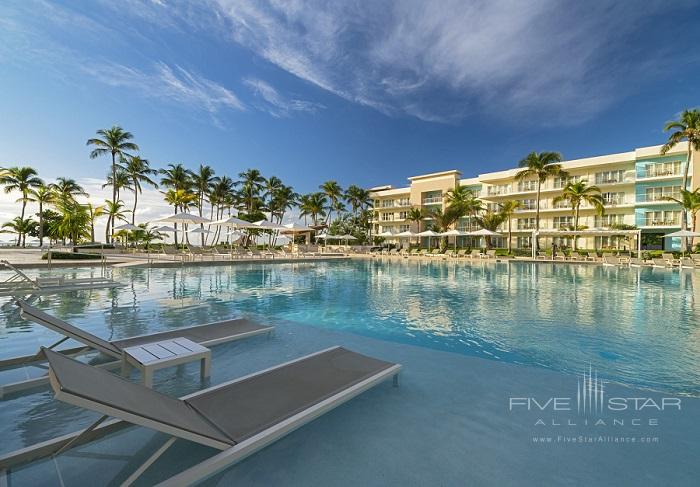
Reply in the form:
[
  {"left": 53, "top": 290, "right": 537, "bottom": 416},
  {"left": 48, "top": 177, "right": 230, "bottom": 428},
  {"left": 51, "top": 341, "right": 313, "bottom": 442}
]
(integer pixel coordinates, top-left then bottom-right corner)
[{"left": 1, "top": 0, "right": 700, "bottom": 198}]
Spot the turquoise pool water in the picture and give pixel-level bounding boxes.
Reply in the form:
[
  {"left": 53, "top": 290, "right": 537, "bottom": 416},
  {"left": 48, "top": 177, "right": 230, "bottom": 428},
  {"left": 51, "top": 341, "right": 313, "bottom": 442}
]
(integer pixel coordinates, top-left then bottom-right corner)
[{"left": 1, "top": 259, "right": 699, "bottom": 396}]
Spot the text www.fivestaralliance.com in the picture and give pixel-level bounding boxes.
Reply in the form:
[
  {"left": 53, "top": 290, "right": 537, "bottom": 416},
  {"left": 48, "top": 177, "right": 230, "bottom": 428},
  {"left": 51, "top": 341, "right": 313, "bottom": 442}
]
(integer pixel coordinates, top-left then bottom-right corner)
[{"left": 531, "top": 435, "right": 660, "bottom": 444}]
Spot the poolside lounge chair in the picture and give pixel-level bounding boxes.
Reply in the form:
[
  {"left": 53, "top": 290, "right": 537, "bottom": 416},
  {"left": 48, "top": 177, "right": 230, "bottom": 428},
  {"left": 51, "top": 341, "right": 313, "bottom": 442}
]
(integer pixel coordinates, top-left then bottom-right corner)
[
  {"left": 602, "top": 255, "right": 620, "bottom": 266},
  {"left": 469, "top": 250, "right": 482, "bottom": 259},
  {"left": 0, "top": 260, "right": 122, "bottom": 296},
  {"left": 583, "top": 252, "right": 598, "bottom": 262},
  {"left": 0, "top": 300, "right": 274, "bottom": 396},
  {"left": 456, "top": 249, "right": 468, "bottom": 258},
  {"left": 535, "top": 252, "right": 548, "bottom": 260},
  {"left": 679, "top": 258, "right": 697, "bottom": 269},
  {"left": 662, "top": 253, "right": 680, "bottom": 266},
  {"left": 628, "top": 257, "right": 647, "bottom": 267},
  {"left": 651, "top": 258, "right": 671, "bottom": 268},
  {"left": 483, "top": 250, "right": 496, "bottom": 259},
  {"left": 24, "top": 346, "right": 401, "bottom": 486},
  {"left": 567, "top": 252, "right": 582, "bottom": 261}
]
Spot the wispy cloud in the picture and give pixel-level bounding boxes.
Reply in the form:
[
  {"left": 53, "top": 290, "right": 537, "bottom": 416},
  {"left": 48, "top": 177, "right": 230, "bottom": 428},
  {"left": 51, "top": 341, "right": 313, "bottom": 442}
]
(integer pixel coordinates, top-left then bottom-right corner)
[
  {"left": 243, "top": 77, "right": 323, "bottom": 118},
  {"left": 83, "top": 62, "right": 245, "bottom": 115},
  {"left": 203, "top": 0, "right": 678, "bottom": 125}
]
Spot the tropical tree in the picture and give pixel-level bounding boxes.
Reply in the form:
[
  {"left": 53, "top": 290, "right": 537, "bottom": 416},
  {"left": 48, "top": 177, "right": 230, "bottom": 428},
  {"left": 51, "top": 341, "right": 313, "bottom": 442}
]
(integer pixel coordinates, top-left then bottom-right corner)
[
  {"left": 552, "top": 181, "right": 605, "bottom": 250},
  {"left": 515, "top": 151, "right": 566, "bottom": 249},
  {"left": 190, "top": 164, "right": 217, "bottom": 245},
  {"left": 159, "top": 163, "right": 192, "bottom": 192},
  {"left": 103, "top": 169, "right": 131, "bottom": 201},
  {"left": 0, "top": 166, "right": 44, "bottom": 221},
  {"left": 27, "top": 184, "right": 54, "bottom": 246},
  {"left": 298, "top": 192, "right": 327, "bottom": 226},
  {"left": 319, "top": 180, "right": 343, "bottom": 224},
  {"left": 269, "top": 184, "right": 299, "bottom": 224},
  {"left": 53, "top": 199, "right": 91, "bottom": 245},
  {"left": 661, "top": 109, "right": 700, "bottom": 244},
  {"left": 237, "top": 169, "right": 266, "bottom": 214},
  {"left": 103, "top": 200, "right": 129, "bottom": 243},
  {"left": 663, "top": 188, "right": 700, "bottom": 250},
  {"left": 87, "top": 126, "right": 139, "bottom": 239},
  {"left": 474, "top": 211, "right": 506, "bottom": 249},
  {"left": 124, "top": 156, "right": 158, "bottom": 224},
  {"left": 498, "top": 200, "right": 522, "bottom": 253},
  {"left": 1, "top": 217, "right": 36, "bottom": 247},
  {"left": 345, "top": 185, "right": 371, "bottom": 217},
  {"left": 50, "top": 177, "right": 88, "bottom": 203},
  {"left": 404, "top": 207, "right": 426, "bottom": 234}
]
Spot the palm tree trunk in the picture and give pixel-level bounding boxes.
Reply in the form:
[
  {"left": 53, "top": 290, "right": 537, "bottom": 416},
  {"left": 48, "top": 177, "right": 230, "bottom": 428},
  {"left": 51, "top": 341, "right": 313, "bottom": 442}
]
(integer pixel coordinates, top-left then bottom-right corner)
[
  {"left": 573, "top": 205, "right": 580, "bottom": 251},
  {"left": 111, "top": 152, "right": 117, "bottom": 243},
  {"left": 535, "top": 182, "right": 541, "bottom": 251},
  {"left": 173, "top": 206, "right": 179, "bottom": 247},
  {"left": 132, "top": 183, "right": 138, "bottom": 225},
  {"left": 39, "top": 202, "right": 44, "bottom": 246},
  {"left": 507, "top": 217, "right": 512, "bottom": 253},
  {"left": 681, "top": 147, "right": 692, "bottom": 251}
]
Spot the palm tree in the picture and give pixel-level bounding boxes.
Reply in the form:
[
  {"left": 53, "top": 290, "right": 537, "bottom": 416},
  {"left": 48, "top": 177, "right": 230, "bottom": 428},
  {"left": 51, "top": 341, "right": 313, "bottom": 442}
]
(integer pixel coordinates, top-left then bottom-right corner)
[
  {"left": 663, "top": 188, "right": 700, "bottom": 250},
  {"left": 269, "top": 184, "right": 299, "bottom": 224},
  {"left": 661, "top": 109, "right": 700, "bottom": 244},
  {"left": 103, "top": 200, "right": 129, "bottom": 243},
  {"left": 53, "top": 199, "right": 91, "bottom": 245},
  {"left": 474, "top": 211, "right": 506, "bottom": 249},
  {"left": 319, "top": 180, "right": 343, "bottom": 224},
  {"left": 27, "top": 184, "right": 54, "bottom": 246},
  {"left": 299, "top": 192, "right": 327, "bottom": 226},
  {"left": 159, "top": 163, "right": 192, "bottom": 191},
  {"left": 191, "top": 164, "right": 218, "bottom": 245},
  {"left": 237, "top": 169, "right": 266, "bottom": 214},
  {"left": 87, "top": 126, "right": 139, "bottom": 239},
  {"left": 0, "top": 166, "right": 44, "bottom": 221},
  {"left": 345, "top": 185, "right": 371, "bottom": 217},
  {"left": 1, "top": 217, "right": 36, "bottom": 247},
  {"left": 50, "top": 177, "right": 88, "bottom": 203},
  {"left": 552, "top": 180, "right": 605, "bottom": 250},
  {"left": 498, "top": 200, "right": 522, "bottom": 253},
  {"left": 124, "top": 156, "right": 158, "bottom": 224},
  {"left": 515, "top": 151, "right": 566, "bottom": 249},
  {"left": 86, "top": 203, "right": 105, "bottom": 243},
  {"left": 406, "top": 207, "right": 425, "bottom": 233}
]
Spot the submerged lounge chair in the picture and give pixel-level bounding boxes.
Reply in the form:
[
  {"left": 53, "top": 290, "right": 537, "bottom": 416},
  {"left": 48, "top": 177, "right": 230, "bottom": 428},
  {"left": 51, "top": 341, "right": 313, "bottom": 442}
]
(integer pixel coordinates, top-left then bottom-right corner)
[
  {"left": 0, "top": 260, "right": 122, "bottom": 296},
  {"left": 0, "top": 300, "right": 274, "bottom": 396},
  {"left": 15, "top": 347, "right": 401, "bottom": 486}
]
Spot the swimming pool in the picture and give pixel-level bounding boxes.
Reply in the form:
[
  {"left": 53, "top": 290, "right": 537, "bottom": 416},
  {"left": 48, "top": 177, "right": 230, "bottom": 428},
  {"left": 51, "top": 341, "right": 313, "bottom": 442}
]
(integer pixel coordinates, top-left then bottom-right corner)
[{"left": 1, "top": 259, "right": 698, "bottom": 396}]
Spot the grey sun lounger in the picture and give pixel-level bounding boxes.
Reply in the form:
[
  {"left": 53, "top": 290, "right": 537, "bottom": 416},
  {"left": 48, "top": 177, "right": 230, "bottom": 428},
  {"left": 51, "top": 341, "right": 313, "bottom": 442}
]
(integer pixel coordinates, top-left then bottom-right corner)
[
  {"left": 0, "top": 300, "right": 274, "bottom": 397},
  {"left": 0, "top": 260, "right": 122, "bottom": 296},
  {"left": 10, "top": 346, "right": 401, "bottom": 486}
]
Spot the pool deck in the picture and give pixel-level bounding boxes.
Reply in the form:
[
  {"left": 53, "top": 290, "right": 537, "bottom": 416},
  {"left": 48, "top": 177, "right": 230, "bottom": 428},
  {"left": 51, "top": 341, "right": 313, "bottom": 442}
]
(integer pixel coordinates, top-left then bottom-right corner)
[{"left": 4, "top": 319, "right": 698, "bottom": 486}]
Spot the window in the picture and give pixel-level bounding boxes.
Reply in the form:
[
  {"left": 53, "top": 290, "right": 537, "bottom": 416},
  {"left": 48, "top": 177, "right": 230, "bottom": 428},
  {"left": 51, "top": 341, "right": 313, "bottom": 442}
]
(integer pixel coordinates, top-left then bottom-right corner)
[
  {"left": 397, "top": 198, "right": 411, "bottom": 207},
  {"left": 517, "top": 236, "right": 532, "bottom": 248},
  {"left": 517, "top": 180, "right": 538, "bottom": 192},
  {"left": 595, "top": 170, "right": 625, "bottom": 184},
  {"left": 380, "top": 199, "right": 395, "bottom": 208},
  {"left": 381, "top": 213, "right": 394, "bottom": 222},
  {"left": 553, "top": 175, "right": 583, "bottom": 188},
  {"left": 644, "top": 210, "right": 680, "bottom": 226},
  {"left": 602, "top": 192, "right": 626, "bottom": 205},
  {"left": 517, "top": 218, "right": 536, "bottom": 230},
  {"left": 487, "top": 184, "right": 510, "bottom": 196},
  {"left": 595, "top": 214, "right": 624, "bottom": 228},
  {"left": 422, "top": 191, "right": 442, "bottom": 205},
  {"left": 640, "top": 186, "right": 681, "bottom": 202},
  {"left": 398, "top": 211, "right": 408, "bottom": 220},
  {"left": 399, "top": 225, "right": 409, "bottom": 232},
  {"left": 552, "top": 216, "right": 573, "bottom": 229},
  {"left": 641, "top": 161, "right": 682, "bottom": 178}
]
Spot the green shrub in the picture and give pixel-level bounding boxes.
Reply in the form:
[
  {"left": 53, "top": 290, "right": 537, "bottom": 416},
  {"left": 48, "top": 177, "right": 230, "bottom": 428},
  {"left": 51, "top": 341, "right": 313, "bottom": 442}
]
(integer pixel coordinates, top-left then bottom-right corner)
[{"left": 74, "top": 243, "right": 115, "bottom": 250}]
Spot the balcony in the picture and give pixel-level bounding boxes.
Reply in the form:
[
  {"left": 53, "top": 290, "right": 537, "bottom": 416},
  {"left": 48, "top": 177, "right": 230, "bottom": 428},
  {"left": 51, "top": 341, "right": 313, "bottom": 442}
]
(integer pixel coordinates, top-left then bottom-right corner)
[
  {"left": 637, "top": 167, "right": 683, "bottom": 179},
  {"left": 422, "top": 197, "right": 443, "bottom": 205},
  {"left": 642, "top": 218, "right": 680, "bottom": 227},
  {"left": 594, "top": 171, "right": 635, "bottom": 185},
  {"left": 517, "top": 225, "right": 536, "bottom": 231},
  {"left": 487, "top": 188, "right": 510, "bottom": 196},
  {"left": 636, "top": 193, "right": 680, "bottom": 203}
]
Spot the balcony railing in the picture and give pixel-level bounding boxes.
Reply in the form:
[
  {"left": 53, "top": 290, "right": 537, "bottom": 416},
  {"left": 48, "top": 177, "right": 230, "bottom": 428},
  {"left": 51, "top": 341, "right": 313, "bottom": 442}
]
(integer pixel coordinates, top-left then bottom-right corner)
[
  {"left": 637, "top": 167, "right": 683, "bottom": 179},
  {"left": 517, "top": 225, "right": 536, "bottom": 230},
  {"left": 422, "top": 197, "right": 443, "bottom": 204},
  {"left": 636, "top": 193, "right": 680, "bottom": 203},
  {"left": 642, "top": 218, "right": 680, "bottom": 227},
  {"left": 487, "top": 188, "right": 510, "bottom": 196}
]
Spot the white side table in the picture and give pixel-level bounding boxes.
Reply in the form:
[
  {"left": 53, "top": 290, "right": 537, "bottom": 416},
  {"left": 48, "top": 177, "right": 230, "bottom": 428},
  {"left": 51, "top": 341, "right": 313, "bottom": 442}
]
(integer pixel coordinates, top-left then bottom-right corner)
[{"left": 121, "top": 337, "right": 211, "bottom": 388}]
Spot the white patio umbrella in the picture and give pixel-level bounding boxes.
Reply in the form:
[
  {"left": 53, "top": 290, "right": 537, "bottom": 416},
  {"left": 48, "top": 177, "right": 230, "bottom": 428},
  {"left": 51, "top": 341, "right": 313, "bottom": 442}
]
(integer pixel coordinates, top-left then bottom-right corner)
[
  {"left": 253, "top": 219, "right": 286, "bottom": 230},
  {"left": 395, "top": 230, "right": 415, "bottom": 249},
  {"left": 417, "top": 230, "right": 439, "bottom": 249},
  {"left": 469, "top": 228, "right": 502, "bottom": 249},
  {"left": 211, "top": 216, "right": 260, "bottom": 228},
  {"left": 440, "top": 229, "right": 468, "bottom": 250},
  {"left": 376, "top": 231, "right": 395, "bottom": 238},
  {"left": 664, "top": 230, "right": 700, "bottom": 256},
  {"left": 157, "top": 212, "right": 212, "bottom": 246},
  {"left": 188, "top": 228, "right": 213, "bottom": 234},
  {"left": 113, "top": 223, "right": 140, "bottom": 248},
  {"left": 339, "top": 234, "right": 357, "bottom": 245}
]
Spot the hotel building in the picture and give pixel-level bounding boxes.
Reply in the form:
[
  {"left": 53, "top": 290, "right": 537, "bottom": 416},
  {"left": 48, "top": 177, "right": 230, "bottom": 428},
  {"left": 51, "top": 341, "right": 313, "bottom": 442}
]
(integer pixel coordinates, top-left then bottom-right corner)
[{"left": 369, "top": 142, "right": 698, "bottom": 251}]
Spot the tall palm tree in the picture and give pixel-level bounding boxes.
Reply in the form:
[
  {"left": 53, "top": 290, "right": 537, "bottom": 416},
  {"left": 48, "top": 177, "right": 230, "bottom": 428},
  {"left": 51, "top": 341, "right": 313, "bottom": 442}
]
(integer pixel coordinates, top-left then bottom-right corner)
[
  {"left": 553, "top": 181, "right": 605, "bottom": 250},
  {"left": 86, "top": 203, "right": 104, "bottom": 243},
  {"left": 515, "top": 151, "right": 566, "bottom": 249},
  {"left": 661, "top": 109, "right": 700, "bottom": 244},
  {"left": 498, "top": 200, "right": 522, "bottom": 253},
  {"left": 87, "top": 126, "right": 139, "bottom": 239},
  {"left": 237, "top": 169, "right": 266, "bottom": 214},
  {"left": 269, "top": 184, "right": 299, "bottom": 224},
  {"left": 474, "top": 211, "right": 506, "bottom": 249},
  {"left": 27, "top": 184, "right": 54, "bottom": 246},
  {"left": 103, "top": 200, "right": 129, "bottom": 243},
  {"left": 345, "top": 185, "right": 371, "bottom": 217},
  {"left": 299, "top": 192, "right": 327, "bottom": 226},
  {"left": 406, "top": 207, "right": 425, "bottom": 233},
  {"left": 124, "top": 156, "right": 158, "bottom": 224},
  {"left": 663, "top": 188, "right": 700, "bottom": 250},
  {"left": 0, "top": 166, "right": 44, "bottom": 221},
  {"left": 159, "top": 163, "right": 192, "bottom": 191},
  {"left": 1, "top": 217, "right": 36, "bottom": 247},
  {"left": 319, "top": 180, "right": 343, "bottom": 224},
  {"left": 191, "top": 164, "right": 218, "bottom": 245}
]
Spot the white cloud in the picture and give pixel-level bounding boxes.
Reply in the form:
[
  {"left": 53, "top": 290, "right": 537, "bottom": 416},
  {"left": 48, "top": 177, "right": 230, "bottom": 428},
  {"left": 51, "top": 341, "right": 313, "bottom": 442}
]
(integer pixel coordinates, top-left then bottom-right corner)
[
  {"left": 243, "top": 77, "right": 323, "bottom": 117},
  {"left": 204, "top": 0, "right": 673, "bottom": 124}
]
